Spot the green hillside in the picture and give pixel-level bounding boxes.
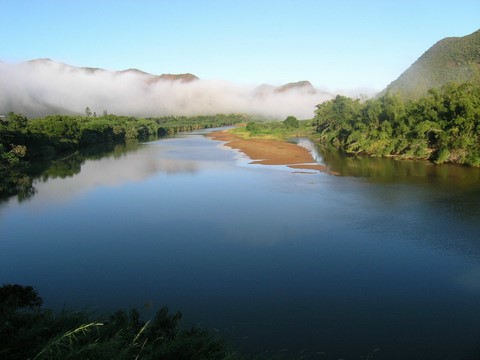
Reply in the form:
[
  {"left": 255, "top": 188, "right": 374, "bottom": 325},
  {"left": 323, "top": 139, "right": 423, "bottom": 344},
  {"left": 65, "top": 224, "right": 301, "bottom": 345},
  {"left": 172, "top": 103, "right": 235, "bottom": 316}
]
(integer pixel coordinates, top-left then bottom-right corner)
[{"left": 384, "top": 29, "right": 480, "bottom": 98}]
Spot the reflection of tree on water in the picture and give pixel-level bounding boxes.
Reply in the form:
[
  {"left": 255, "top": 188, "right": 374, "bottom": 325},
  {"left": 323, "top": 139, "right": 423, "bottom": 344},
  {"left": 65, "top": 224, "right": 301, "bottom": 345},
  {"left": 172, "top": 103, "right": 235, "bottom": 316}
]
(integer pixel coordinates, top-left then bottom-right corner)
[
  {"left": 0, "top": 172, "right": 35, "bottom": 202},
  {"left": 318, "top": 143, "right": 480, "bottom": 259},
  {"left": 40, "top": 142, "right": 142, "bottom": 181},
  {"left": 39, "top": 153, "right": 84, "bottom": 180},
  {"left": 0, "top": 142, "right": 141, "bottom": 203},
  {"left": 1, "top": 112, "right": 244, "bottom": 202},
  {"left": 1, "top": 147, "right": 35, "bottom": 202},
  {"left": 317, "top": 143, "right": 480, "bottom": 188}
]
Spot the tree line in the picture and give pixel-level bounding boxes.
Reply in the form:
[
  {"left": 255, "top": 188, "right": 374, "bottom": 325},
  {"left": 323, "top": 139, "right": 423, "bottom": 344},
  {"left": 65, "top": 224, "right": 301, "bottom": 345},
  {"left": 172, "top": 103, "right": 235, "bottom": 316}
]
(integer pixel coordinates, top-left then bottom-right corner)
[
  {"left": 1, "top": 113, "right": 248, "bottom": 159},
  {"left": 313, "top": 82, "right": 480, "bottom": 166}
]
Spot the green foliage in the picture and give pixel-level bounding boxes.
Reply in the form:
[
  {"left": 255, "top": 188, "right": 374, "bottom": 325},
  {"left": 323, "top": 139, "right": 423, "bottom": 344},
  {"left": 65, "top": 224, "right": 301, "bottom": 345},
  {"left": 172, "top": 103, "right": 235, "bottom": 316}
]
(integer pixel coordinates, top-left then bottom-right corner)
[
  {"left": 283, "top": 116, "right": 299, "bottom": 128},
  {"left": 246, "top": 121, "right": 260, "bottom": 133},
  {"left": 5, "top": 112, "right": 28, "bottom": 132},
  {"left": 313, "top": 82, "right": 480, "bottom": 166},
  {"left": 151, "top": 114, "right": 250, "bottom": 136},
  {"left": 1, "top": 112, "right": 248, "bottom": 161},
  {"left": 0, "top": 284, "right": 236, "bottom": 360},
  {"left": 238, "top": 118, "right": 312, "bottom": 140},
  {"left": 434, "top": 148, "right": 451, "bottom": 164},
  {"left": 0, "top": 142, "right": 33, "bottom": 200},
  {"left": 0, "top": 284, "right": 43, "bottom": 312}
]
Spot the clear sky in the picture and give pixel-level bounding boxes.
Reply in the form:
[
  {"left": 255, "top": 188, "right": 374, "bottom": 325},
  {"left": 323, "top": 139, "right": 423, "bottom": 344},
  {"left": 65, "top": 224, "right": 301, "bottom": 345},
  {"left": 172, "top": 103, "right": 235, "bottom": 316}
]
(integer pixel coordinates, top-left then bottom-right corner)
[{"left": 1, "top": 0, "right": 479, "bottom": 92}]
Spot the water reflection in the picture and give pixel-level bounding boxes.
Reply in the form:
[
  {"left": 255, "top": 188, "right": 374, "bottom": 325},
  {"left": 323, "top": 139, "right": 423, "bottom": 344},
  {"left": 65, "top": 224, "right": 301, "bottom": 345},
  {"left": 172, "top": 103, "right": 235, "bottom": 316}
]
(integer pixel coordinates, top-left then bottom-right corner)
[
  {"left": 2, "top": 136, "right": 239, "bottom": 206},
  {"left": 318, "top": 143, "right": 480, "bottom": 187},
  {"left": 2, "top": 131, "right": 480, "bottom": 360},
  {"left": 0, "top": 142, "right": 136, "bottom": 203},
  {"left": 316, "top": 141, "right": 480, "bottom": 223}
]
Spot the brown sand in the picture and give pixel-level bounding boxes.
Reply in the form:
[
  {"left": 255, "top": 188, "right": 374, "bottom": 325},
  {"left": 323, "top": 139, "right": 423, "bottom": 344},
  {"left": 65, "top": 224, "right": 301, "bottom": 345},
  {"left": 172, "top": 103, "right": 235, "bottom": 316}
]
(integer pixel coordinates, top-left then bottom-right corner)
[{"left": 208, "top": 130, "right": 328, "bottom": 172}]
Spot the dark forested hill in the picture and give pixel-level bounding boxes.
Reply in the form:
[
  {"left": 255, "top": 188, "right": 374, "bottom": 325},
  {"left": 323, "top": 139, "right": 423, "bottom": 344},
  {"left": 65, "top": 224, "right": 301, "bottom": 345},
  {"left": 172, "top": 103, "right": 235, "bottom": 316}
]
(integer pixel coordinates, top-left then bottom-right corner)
[{"left": 384, "top": 29, "right": 480, "bottom": 98}]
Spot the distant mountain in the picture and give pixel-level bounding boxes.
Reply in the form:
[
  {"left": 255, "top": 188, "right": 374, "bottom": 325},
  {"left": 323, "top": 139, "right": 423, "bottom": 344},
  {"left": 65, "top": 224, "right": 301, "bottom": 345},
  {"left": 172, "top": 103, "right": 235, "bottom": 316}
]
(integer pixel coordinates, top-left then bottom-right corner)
[
  {"left": 384, "top": 29, "right": 480, "bottom": 98},
  {"left": 118, "top": 68, "right": 199, "bottom": 83},
  {"left": 0, "top": 59, "right": 202, "bottom": 117},
  {"left": 254, "top": 80, "right": 332, "bottom": 97},
  {"left": 28, "top": 58, "right": 199, "bottom": 84},
  {"left": 0, "top": 59, "right": 332, "bottom": 119},
  {"left": 275, "top": 80, "right": 317, "bottom": 94},
  {"left": 157, "top": 73, "right": 199, "bottom": 83}
]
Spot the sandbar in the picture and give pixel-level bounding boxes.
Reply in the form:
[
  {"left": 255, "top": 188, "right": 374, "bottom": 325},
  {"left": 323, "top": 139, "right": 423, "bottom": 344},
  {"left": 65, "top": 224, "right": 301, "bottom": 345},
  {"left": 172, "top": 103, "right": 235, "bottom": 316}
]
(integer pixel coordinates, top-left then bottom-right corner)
[{"left": 208, "top": 130, "right": 328, "bottom": 172}]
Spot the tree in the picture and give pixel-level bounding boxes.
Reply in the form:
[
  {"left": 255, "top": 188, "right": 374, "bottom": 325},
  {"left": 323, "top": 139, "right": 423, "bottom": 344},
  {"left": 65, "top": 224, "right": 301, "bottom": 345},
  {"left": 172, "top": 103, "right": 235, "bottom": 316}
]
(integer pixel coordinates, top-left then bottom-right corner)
[
  {"left": 6, "top": 112, "right": 28, "bottom": 131},
  {"left": 85, "top": 107, "right": 92, "bottom": 117},
  {"left": 283, "top": 115, "right": 299, "bottom": 128},
  {"left": 246, "top": 122, "right": 259, "bottom": 133},
  {"left": 314, "top": 95, "right": 361, "bottom": 146},
  {"left": 313, "top": 82, "right": 480, "bottom": 166}
]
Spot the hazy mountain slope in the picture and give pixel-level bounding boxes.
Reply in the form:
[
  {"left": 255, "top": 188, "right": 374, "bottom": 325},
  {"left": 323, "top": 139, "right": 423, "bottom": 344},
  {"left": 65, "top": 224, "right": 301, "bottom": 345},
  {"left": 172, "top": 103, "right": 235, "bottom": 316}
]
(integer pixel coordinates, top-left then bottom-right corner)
[
  {"left": 253, "top": 81, "right": 332, "bottom": 98},
  {"left": 384, "top": 29, "right": 480, "bottom": 98}
]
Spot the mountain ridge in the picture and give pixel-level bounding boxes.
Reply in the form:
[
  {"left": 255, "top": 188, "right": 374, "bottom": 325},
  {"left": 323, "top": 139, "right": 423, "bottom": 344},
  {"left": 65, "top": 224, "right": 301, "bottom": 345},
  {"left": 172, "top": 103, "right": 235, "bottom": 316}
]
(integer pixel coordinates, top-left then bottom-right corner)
[
  {"left": 384, "top": 29, "right": 480, "bottom": 98},
  {"left": 0, "top": 59, "right": 332, "bottom": 118},
  {"left": 21, "top": 58, "right": 332, "bottom": 91},
  {"left": 26, "top": 58, "right": 200, "bottom": 83}
]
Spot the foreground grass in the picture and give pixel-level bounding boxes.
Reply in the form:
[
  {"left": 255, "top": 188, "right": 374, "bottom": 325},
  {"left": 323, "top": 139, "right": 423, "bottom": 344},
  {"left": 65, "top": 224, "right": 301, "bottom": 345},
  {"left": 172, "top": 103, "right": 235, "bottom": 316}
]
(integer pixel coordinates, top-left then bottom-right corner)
[
  {"left": 1, "top": 285, "right": 387, "bottom": 360},
  {"left": 1, "top": 284, "right": 336, "bottom": 360},
  {"left": 0, "top": 284, "right": 238, "bottom": 360}
]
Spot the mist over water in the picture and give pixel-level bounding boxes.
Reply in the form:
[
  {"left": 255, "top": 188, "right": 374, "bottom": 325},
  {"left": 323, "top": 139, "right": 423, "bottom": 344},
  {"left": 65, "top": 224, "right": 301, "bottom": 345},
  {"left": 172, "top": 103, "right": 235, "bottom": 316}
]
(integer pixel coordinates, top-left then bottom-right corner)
[{"left": 0, "top": 60, "right": 334, "bottom": 119}]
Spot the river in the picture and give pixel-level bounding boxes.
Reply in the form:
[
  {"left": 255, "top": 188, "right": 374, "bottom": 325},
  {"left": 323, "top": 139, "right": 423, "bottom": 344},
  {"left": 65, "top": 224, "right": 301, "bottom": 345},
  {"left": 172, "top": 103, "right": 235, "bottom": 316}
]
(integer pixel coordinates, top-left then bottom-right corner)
[{"left": 1, "top": 129, "right": 480, "bottom": 359}]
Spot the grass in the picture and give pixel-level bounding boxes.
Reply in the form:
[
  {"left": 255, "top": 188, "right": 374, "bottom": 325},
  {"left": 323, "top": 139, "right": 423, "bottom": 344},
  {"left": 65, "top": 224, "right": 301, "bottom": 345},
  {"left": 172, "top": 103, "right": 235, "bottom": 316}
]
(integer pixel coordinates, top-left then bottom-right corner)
[
  {"left": 0, "top": 284, "right": 238, "bottom": 360},
  {"left": 1, "top": 284, "right": 381, "bottom": 359}
]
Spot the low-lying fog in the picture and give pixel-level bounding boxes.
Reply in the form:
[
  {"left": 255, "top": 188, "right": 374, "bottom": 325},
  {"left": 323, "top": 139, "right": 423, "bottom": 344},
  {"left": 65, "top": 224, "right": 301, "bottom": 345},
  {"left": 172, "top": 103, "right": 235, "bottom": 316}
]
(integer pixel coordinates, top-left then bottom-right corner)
[{"left": 0, "top": 59, "right": 338, "bottom": 119}]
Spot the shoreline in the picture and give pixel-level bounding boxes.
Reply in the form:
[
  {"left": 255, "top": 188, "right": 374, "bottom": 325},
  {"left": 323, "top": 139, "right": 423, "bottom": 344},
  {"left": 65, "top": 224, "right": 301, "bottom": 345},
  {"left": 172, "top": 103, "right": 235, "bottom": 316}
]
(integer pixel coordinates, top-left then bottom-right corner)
[{"left": 208, "top": 129, "right": 328, "bottom": 172}]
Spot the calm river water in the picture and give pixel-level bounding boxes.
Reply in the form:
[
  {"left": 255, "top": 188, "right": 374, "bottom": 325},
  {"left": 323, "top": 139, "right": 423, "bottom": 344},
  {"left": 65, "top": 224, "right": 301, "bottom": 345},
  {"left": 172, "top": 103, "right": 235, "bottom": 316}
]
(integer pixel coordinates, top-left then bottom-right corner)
[{"left": 1, "top": 129, "right": 480, "bottom": 359}]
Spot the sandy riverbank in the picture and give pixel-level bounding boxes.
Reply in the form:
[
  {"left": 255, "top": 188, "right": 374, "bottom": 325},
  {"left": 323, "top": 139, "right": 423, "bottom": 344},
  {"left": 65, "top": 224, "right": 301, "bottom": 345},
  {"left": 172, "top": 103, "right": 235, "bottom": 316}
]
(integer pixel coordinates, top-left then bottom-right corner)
[{"left": 208, "top": 129, "right": 328, "bottom": 172}]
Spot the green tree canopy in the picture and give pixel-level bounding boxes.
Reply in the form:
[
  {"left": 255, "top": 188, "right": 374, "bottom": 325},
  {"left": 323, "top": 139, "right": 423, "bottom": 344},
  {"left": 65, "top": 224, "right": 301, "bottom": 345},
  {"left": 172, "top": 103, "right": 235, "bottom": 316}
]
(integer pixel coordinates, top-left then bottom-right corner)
[
  {"left": 313, "top": 82, "right": 480, "bottom": 166},
  {"left": 283, "top": 115, "right": 299, "bottom": 128}
]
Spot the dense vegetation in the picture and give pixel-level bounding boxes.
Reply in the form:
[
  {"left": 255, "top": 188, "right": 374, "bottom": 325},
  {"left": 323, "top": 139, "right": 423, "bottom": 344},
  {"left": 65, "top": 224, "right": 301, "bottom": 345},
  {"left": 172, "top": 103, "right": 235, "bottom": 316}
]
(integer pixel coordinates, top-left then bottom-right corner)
[
  {"left": 313, "top": 82, "right": 480, "bottom": 166},
  {"left": 236, "top": 116, "right": 310, "bottom": 140},
  {"left": 0, "top": 113, "right": 248, "bottom": 200},
  {"left": 151, "top": 115, "right": 249, "bottom": 136},
  {"left": 0, "top": 284, "right": 236, "bottom": 360},
  {"left": 385, "top": 29, "right": 480, "bottom": 98},
  {"left": 1, "top": 112, "right": 247, "bottom": 159}
]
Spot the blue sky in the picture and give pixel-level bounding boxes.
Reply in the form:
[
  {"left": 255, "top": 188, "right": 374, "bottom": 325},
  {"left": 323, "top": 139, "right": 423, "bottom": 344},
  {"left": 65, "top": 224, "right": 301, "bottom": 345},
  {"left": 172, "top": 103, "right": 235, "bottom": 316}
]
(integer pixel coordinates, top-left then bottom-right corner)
[{"left": 1, "top": 0, "right": 479, "bottom": 91}]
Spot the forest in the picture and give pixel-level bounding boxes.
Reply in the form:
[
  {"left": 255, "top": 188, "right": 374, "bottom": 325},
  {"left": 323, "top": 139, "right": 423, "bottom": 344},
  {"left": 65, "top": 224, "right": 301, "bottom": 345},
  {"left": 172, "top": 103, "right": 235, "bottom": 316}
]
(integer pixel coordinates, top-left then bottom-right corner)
[
  {"left": 313, "top": 82, "right": 480, "bottom": 166},
  {"left": 0, "top": 112, "right": 248, "bottom": 158}
]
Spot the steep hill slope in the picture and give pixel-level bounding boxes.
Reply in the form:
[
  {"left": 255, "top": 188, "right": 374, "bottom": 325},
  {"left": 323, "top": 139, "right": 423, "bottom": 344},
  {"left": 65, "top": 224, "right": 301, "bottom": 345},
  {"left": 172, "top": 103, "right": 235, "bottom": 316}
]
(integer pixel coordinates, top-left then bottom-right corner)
[{"left": 384, "top": 29, "right": 480, "bottom": 98}]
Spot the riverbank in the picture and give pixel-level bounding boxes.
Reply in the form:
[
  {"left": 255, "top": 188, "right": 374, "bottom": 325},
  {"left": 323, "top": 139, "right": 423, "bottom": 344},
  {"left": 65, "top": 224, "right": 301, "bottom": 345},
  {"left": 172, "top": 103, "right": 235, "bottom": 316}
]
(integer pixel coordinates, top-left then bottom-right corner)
[{"left": 208, "top": 129, "right": 328, "bottom": 172}]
